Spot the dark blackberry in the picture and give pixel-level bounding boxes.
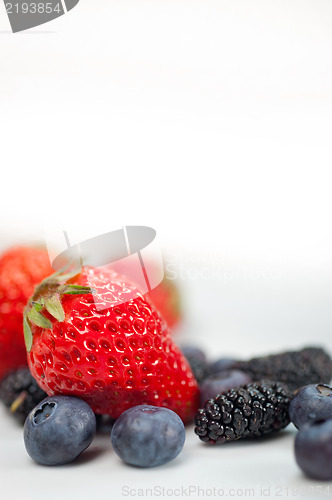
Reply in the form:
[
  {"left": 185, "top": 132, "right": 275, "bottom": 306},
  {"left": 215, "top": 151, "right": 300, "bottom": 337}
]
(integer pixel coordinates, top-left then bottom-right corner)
[
  {"left": 236, "top": 347, "right": 332, "bottom": 393},
  {"left": 0, "top": 368, "right": 47, "bottom": 423},
  {"left": 194, "top": 381, "right": 291, "bottom": 444}
]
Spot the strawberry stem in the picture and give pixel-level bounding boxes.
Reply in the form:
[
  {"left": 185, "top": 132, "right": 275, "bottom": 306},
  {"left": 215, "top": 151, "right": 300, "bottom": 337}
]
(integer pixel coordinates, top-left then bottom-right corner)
[{"left": 23, "top": 265, "right": 95, "bottom": 353}]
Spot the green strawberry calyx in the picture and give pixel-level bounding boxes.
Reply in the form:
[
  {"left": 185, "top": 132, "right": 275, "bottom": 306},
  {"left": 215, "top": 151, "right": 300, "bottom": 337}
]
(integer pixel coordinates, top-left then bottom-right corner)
[{"left": 23, "top": 263, "right": 95, "bottom": 352}]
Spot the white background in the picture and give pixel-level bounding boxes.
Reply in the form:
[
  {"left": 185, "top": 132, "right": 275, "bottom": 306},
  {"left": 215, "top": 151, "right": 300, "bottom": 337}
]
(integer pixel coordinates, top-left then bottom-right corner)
[{"left": 0, "top": 1, "right": 332, "bottom": 499}]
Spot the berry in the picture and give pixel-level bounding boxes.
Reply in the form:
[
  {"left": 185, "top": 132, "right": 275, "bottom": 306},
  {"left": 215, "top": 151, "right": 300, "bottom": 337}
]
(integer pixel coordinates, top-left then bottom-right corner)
[
  {"left": 180, "top": 346, "right": 206, "bottom": 362},
  {"left": 0, "top": 246, "right": 53, "bottom": 380},
  {"left": 0, "top": 368, "right": 47, "bottom": 423},
  {"left": 181, "top": 346, "right": 209, "bottom": 383},
  {"left": 111, "top": 405, "right": 186, "bottom": 467},
  {"left": 95, "top": 414, "right": 116, "bottom": 433},
  {"left": 147, "top": 278, "right": 181, "bottom": 329},
  {"left": 295, "top": 419, "right": 332, "bottom": 480},
  {"left": 289, "top": 384, "right": 332, "bottom": 429},
  {"left": 236, "top": 347, "right": 332, "bottom": 393},
  {"left": 24, "top": 395, "right": 96, "bottom": 465},
  {"left": 209, "top": 358, "right": 238, "bottom": 375},
  {"left": 199, "top": 370, "right": 252, "bottom": 405},
  {"left": 195, "top": 381, "right": 291, "bottom": 444},
  {"left": 25, "top": 266, "right": 199, "bottom": 423}
]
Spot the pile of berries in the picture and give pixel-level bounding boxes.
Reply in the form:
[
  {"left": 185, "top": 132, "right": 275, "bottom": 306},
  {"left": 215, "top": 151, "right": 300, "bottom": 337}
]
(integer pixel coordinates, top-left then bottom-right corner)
[
  {"left": 0, "top": 245, "right": 195, "bottom": 467},
  {"left": 0, "top": 245, "right": 332, "bottom": 474},
  {"left": 183, "top": 344, "right": 332, "bottom": 479}
]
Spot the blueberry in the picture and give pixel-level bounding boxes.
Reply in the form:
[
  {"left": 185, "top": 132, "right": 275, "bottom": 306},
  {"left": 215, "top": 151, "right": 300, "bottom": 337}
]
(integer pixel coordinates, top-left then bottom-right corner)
[
  {"left": 209, "top": 358, "right": 238, "bottom": 375},
  {"left": 289, "top": 384, "right": 332, "bottom": 429},
  {"left": 180, "top": 345, "right": 209, "bottom": 383},
  {"left": 111, "top": 405, "right": 186, "bottom": 467},
  {"left": 24, "top": 396, "right": 96, "bottom": 465},
  {"left": 295, "top": 419, "right": 332, "bottom": 480},
  {"left": 199, "top": 370, "right": 252, "bottom": 405},
  {"left": 180, "top": 346, "right": 206, "bottom": 363},
  {"left": 95, "top": 414, "right": 116, "bottom": 434}
]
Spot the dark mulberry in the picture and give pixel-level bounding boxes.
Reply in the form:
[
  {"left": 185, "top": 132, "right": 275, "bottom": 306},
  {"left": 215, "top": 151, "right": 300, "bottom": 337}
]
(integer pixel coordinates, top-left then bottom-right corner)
[
  {"left": 236, "top": 347, "right": 332, "bottom": 393},
  {"left": 0, "top": 368, "right": 47, "bottom": 423},
  {"left": 194, "top": 381, "right": 291, "bottom": 444}
]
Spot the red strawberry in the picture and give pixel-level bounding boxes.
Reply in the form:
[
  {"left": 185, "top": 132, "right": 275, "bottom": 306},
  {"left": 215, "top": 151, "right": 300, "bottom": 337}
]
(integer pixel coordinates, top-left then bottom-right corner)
[
  {"left": 110, "top": 259, "right": 181, "bottom": 329},
  {"left": 147, "top": 278, "right": 181, "bottom": 329},
  {"left": 24, "top": 266, "right": 198, "bottom": 423},
  {"left": 0, "top": 246, "right": 54, "bottom": 381}
]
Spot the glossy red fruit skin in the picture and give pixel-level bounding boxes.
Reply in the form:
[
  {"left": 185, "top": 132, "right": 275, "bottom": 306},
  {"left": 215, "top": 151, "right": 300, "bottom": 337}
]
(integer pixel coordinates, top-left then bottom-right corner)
[
  {"left": 27, "top": 267, "right": 198, "bottom": 423},
  {"left": 0, "top": 246, "right": 53, "bottom": 381}
]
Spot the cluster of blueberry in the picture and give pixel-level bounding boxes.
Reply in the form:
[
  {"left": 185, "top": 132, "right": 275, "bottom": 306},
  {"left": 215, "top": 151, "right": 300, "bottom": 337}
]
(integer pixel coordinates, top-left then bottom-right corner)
[{"left": 24, "top": 396, "right": 185, "bottom": 468}]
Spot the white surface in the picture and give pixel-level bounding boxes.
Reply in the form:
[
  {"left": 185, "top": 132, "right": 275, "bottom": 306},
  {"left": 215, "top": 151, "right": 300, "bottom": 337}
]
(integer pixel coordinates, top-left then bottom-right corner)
[{"left": 1, "top": 1, "right": 332, "bottom": 499}]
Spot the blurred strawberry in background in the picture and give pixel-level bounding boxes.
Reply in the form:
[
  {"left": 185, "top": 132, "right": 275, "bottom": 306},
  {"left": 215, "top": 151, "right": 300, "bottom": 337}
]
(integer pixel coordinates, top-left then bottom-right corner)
[
  {"left": 0, "top": 246, "right": 54, "bottom": 381},
  {"left": 146, "top": 278, "right": 181, "bottom": 329}
]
